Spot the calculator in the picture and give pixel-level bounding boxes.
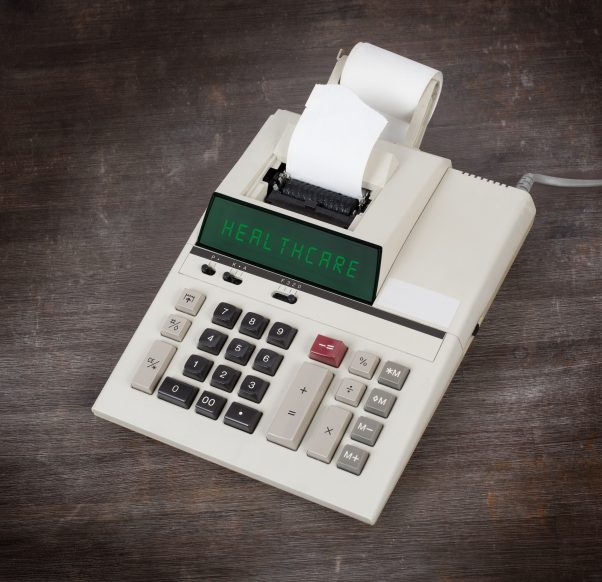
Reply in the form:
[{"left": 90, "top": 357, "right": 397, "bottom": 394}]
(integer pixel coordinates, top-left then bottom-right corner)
[{"left": 93, "top": 56, "right": 535, "bottom": 524}]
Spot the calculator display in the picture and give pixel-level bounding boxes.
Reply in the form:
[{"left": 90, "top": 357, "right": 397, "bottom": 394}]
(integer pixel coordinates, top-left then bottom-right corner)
[{"left": 197, "top": 193, "right": 381, "bottom": 303}]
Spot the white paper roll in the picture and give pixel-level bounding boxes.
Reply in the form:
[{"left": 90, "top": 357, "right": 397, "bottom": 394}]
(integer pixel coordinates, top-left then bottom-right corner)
[
  {"left": 286, "top": 43, "right": 442, "bottom": 199},
  {"left": 286, "top": 84, "right": 387, "bottom": 199},
  {"left": 340, "top": 42, "right": 442, "bottom": 128}
]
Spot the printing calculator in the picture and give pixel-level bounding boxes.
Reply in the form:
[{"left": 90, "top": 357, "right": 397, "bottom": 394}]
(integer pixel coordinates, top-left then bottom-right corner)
[{"left": 93, "top": 44, "right": 535, "bottom": 524}]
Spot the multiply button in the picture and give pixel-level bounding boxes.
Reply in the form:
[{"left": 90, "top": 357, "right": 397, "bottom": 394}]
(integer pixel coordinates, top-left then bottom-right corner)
[
  {"left": 378, "top": 360, "right": 410, "bottom": 390},
  {"left": 309, "top": 334, "right": 348, "bottom": 368},
  {"left": 337, "top": 445, "right": 369, "bottom": 476},
  {"left": 364, "top": 388, "right": 396, "bottom": 418},
  {"left": 348, "top": 351, "right": 380, "bottom": 380},
  {"left": 305, "top": 405, "right": 352, "bottom": 463}
]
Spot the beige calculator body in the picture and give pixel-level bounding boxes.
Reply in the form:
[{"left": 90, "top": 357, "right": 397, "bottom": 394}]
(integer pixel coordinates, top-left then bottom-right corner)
[{"left": 92, "top": 107, "right": 534, "bottom": 524}]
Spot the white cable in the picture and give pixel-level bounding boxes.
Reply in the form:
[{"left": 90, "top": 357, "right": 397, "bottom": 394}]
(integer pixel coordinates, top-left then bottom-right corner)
[{"left": 516, "top": 173, "right": 602, "bottom": 192}]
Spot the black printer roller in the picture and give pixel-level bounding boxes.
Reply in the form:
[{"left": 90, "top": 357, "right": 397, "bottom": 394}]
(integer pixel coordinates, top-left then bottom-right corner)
[{"left": 263, "top": 166, "right": 369, "bottom": 229}]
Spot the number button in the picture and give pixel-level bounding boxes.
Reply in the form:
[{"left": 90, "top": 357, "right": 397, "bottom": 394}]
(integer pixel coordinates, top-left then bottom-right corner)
[
  {"left": 252, "top": 348, "right": 284, "bottom": 377},
  {"left": 183, "top": 354, "right": 213, "bottom": 383},
  {"left": 197, "top": 328, "right": 228, "bottom": 355},
  {"left": 195, "top": 390, "right": 227, "bottom": 420},
  {"left": 212, "top": 302, "right": 242, "bottom": 329},
  {"left": 210, "top": 364, "right": 241, "bottom": 393},
  {"left": 157, "top": 377, "right": 199, "bottom": 409},
  {"left": 267, "top": 322, "right": 297, "bottom": 350},
  {"left": 225, "top": 338, "right": 255, "bottom": 366},
  {"left": 239, "top": 312, "right": 269, "bottom": 339},
  {"left": 238, "top": 375, "right": 270, "bottom": 404}
]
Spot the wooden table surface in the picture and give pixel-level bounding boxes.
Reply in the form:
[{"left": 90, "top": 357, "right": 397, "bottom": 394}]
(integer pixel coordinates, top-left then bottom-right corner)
[{"left": 1, "top": 1, "right": 601, "bottom": 580}]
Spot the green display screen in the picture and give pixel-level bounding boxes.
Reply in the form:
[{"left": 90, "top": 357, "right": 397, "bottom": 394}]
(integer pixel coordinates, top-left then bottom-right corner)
[{"left": 197, "top": 193, "right": 381, "bottom": 303}]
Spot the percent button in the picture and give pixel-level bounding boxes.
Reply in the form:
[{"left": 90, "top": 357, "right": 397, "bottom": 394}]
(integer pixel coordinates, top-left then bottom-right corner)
[{"left": 348, "top": 351, "right": 380, "bottom": 380}]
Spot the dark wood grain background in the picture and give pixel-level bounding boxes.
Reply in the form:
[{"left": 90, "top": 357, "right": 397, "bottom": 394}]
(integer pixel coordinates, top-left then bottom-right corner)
[{"left": 1, "top": 1, "right": 601, "bottom": 580}]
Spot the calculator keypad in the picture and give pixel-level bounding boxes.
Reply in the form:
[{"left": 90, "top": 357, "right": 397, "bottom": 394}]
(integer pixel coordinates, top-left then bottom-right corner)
[
  {"left": 197, "top": 328, "right": 228, "bottom": 355},
  {"left": 225, "top": 338, "right": 255, "bottom": 366},
  {"left": 212, "top": 302, "right": 242, "bottom": 329},
  {"left": 138, "top": 285, "right": 414, "bottom": 484}
]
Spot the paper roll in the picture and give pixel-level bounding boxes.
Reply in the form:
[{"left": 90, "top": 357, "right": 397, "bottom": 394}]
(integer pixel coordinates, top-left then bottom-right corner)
[
  {"left": 340, "top": 42, "right": 442, "bottom": 130},
  {"left": 286, "top": 84, "right": 387, "bottom": 200},
  {"left": 286, "top": 43, "right": 442, "bottom": 199}
]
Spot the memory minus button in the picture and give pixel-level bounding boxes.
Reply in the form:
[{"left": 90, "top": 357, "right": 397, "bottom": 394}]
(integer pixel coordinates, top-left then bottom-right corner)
[{"left": 266, "top": 363, "right": 333, "bottom": 450}]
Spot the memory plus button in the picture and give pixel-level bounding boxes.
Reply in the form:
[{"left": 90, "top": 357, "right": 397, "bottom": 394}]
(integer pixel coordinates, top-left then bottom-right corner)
[{"left": 337, "top": 445, "right": 369, "bottom": 476}]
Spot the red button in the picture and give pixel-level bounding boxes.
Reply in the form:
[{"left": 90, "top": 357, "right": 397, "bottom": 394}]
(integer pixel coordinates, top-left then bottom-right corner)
[{"left": 309, "top": 334, "right": 348, "bottom": 368}]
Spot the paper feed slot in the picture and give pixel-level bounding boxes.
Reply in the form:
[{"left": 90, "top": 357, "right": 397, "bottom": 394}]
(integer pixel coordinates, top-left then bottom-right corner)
[{"left": 263, "top": 164, "right": 371, "bottom": 229}]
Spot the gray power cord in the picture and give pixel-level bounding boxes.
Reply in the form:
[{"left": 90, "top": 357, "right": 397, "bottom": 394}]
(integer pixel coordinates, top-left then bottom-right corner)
[{"left": 516, "top": 173, "right": 602, "bottom": 192}]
